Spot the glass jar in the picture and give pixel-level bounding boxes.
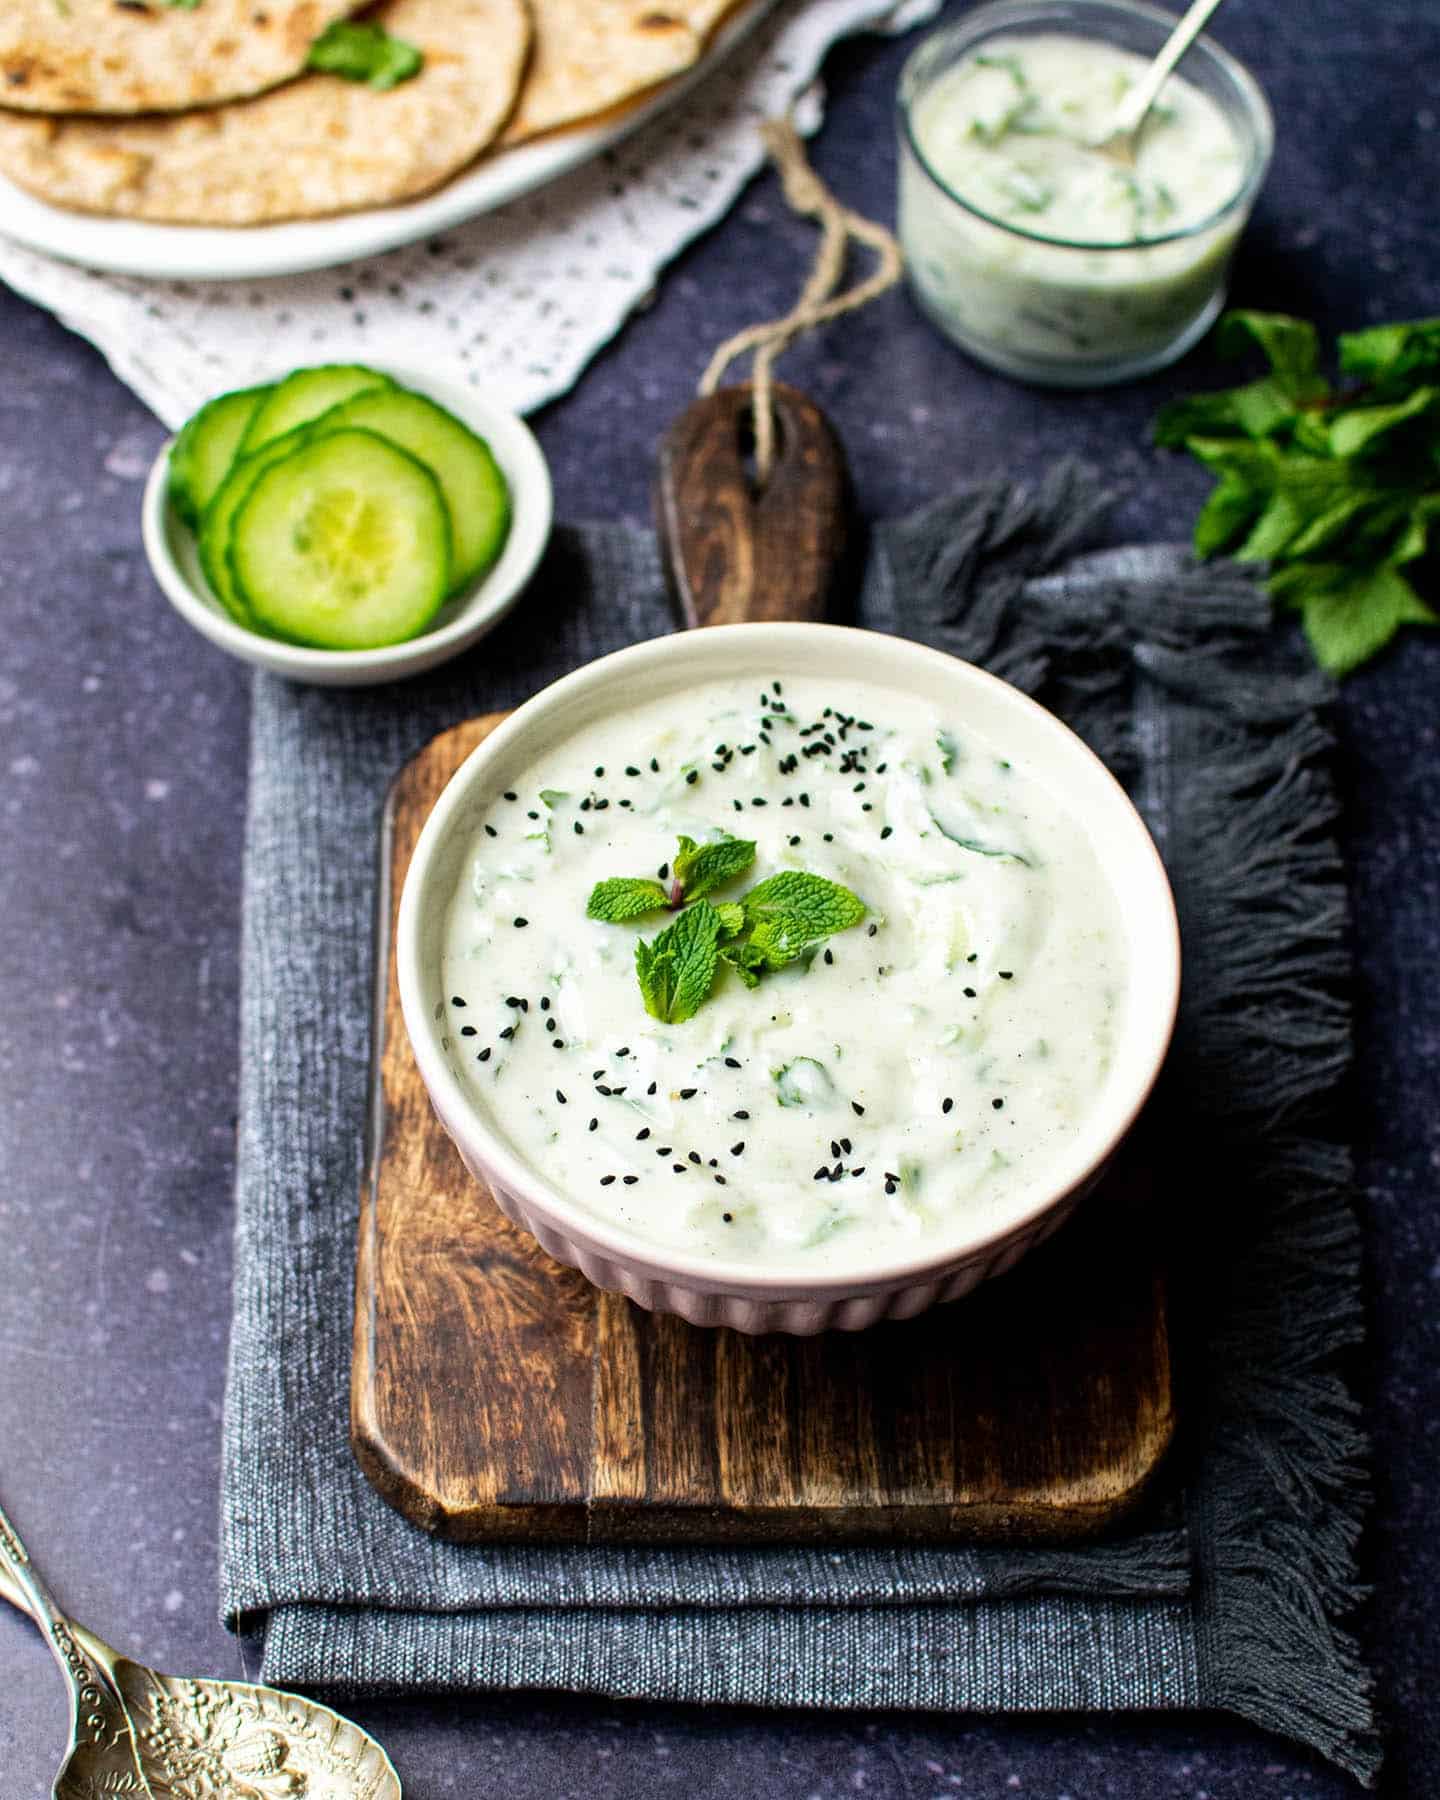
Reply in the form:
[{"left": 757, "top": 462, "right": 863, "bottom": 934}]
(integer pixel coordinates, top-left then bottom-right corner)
[{"left": 897, "top": 0, "right": 1274, "bottom": 386}]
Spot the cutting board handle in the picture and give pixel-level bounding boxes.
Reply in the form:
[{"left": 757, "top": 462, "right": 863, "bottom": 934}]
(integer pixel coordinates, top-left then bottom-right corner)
[{"left": 653, "top": 381, "right": 850, "bottom": 629}]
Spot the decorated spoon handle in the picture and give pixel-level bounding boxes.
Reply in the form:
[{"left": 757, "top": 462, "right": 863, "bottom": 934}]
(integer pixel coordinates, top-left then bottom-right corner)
[
  {"left": 653, "top": 381, "right": 850, "bottom": 629},
  {"left": 0, "top": 1494, "right": 124, "bottom": 1701}
]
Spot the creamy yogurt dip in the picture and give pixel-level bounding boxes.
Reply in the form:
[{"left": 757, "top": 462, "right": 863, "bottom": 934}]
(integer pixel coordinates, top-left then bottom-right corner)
[
  {"left": 899, "top": 28, "right": 1260, "bottom": 383},
  {"left": 440, "top": 674, "right": 1128, "bottom": 1272}
]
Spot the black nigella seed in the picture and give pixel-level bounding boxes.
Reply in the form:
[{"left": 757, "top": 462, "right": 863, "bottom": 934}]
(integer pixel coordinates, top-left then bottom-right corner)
[
  {"left": 555, "top": 1090, "right": 567, "bottom": 1104},
  {"left": 992, "top": 1097, "right": 1005, "bottom": 1110},
  {"left": 451, "top": 995, "right": 466, "bottom": 1007},
  {"left": 636, "top": 1128, "right": 651, "bottom": 1141},
  {"left": 625, "top": 765, "right": 640, "bottom": 777},
  {"left": 528, "top": 810, "right": 539, "bottom": 820},
  {"left": 880, "top": 827, "right": 893, "bottom": 841},
  {"left": 499, "top": 1026, "right": 515, "bottom": 1040},
  {"left": 460, "top": 1025, "right": 477, "bottom": 1038},
  {"left": 685, "top": 770, "right": 699, "bottom": 785},
  {"left": 851, "top": 1167, "right": 866, "bottom": 1178},
  {"left": 688, "top": 1151, "right": 701, "bottom": 1165},
  {"left": 477, "top": 1047, "right": 491, "bottom": 1062},
  {"left": 813, "top": 1167, "right": 828, "bottom": 1181},
  {"left": 823, "top": 949, "right": 834, "bottom": 965},
  {"left": 731, "top": 1141, "right": 745, "bottom": 1156},
  {"left": 580, "top": 798, "right": 592, "bottom": 812},
  {"left": 595, "top": 1084, "right": 612, "bottom": 1097},
  {"left": 589, "top": 1118, "right": 599, "bottom": 1132},
  {"left": 724, "top": 1056, "right": 742, "bottom": 1069},
  {"left": 853, "top": 781, "right": 865, "bottom": 793},
  {"left": 650, "top": 757, "right": 660, "bottom": 773},
  {"left": 942, "top": 1097, "right": 954, "bottom": 1115},
  {"left": 715, "top": 1175, "right": 728, "bottom": 1186},
  {"left": 574, "top": 821, "right": 584, "bottom": 835},
  {"left": 733, "top": 799, "right": 744, "bottom": 812},
  {"left": 799, "top": 793, "right": 811, "bottom": 808},
  {"left": 851, "top": 1101, "right": 865, "bottom": 1117},
  {"left": 999, "top": 970, "right": 1014, "bottom": 980},
  {"left": 552, "top": 1039, "right": 566, "bottom": 1049},
  {"left": 647, "top": 1081, "right": 658, "bottom": 1096},
  {"left": 540, "top": 996, "right": 550, "bottom": 1011},
  {"left": 722, "top": 1211, "right": 734, "bottom": 1222},
  {"left": 656, "top": 1145, "right": 672, "bottom": 1156},
  {"left": 751, "top": 796, "right": 766, "bottom": 807},
  {"left": 830, "top": 1140, "right": 841, "bottom": 1159},
  {"left": 593, "top": 1068, "right": 605, "bottom": 1079},
  {"left": 594, "top": 766, "right": 605, "bottom": 777},
  {"left": 733, "top": 1109, "right": 750, "bottom": 1120},
  {"left": 658, "top": 863, "right": 669, "bottom": 880},
  {"left": 623, "top": 1175, "right": 639, "bottom": 1185},
  {"left": 840, "top": 1138, "right": 851, "bottom": 1153},
  {"left": 967, "top": 953, "right": 978, "bottom": 963},
  {"left": 545, "top": 1018, "right": 556, "bottom": 1032},
  {"left": 789, "top": 834, "right": 801, "bottom": 846},
  {"left": 513, "top": 917, "right": 528, "bottom": 928},
  {"left": 679, "top": 1087, "right": 698, "bottom": 1100},
  {"left": 673, "top": 1163, "right": 687, "bottom": 1174},
  {"left": 867, "top": 923, "right": 878, "bottom": 937},
  {"left": 773, "top": 680, "right": 782, "bottom": 694},
  {"left": 964, "top": 986, "right": 977, "bottom": 998},
  {"left": 503, "top": 790, "right": 517, "bottom": 802},
  {"left": 484, "top": 824, "right": 497, "bottom": 838},
  {"left": 617, "top": 1046, "right": 630, "bottom": 1056},
  {"left": 600, "top": 1175, "right": 616, "bottom": 1186},
  {"left": 823, "top": 832, "right": 834, "bottom": 843},
  {"left": 862, "top": 803, "right": 873, "bottom": 813}
]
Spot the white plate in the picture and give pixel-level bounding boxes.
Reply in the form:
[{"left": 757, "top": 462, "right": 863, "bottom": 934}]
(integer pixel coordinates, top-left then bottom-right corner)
[
  {"left": 0, "top": 0, "right": 774, "bottom": 282},
  {"left": 141, "top": 363, "right": 552, "bottom": 686}
]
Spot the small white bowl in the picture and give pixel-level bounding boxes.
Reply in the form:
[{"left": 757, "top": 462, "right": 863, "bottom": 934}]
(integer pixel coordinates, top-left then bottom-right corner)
[
  {"left": 141, "top": 364, "right": 552, "bottom": 686},
  {"left": 397, "top": 623, "right": 1181, "bottom": 1334}
]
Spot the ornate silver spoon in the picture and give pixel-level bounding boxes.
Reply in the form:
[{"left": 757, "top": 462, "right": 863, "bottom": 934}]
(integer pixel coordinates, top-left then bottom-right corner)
[
  {"left": 0, "top": 1495, "right": 402, "bottom": 1800},
  {"left": 1091, "top": 0, "right": 1229, "bottom": 165}
]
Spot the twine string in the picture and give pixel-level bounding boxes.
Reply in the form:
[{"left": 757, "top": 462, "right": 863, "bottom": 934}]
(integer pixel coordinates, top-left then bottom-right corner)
[{"left": 698, "top": 116, "right": 903, "bottom": 485}]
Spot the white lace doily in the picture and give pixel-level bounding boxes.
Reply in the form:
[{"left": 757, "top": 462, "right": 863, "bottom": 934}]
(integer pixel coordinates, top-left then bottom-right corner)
[{"left": 0, "top": 0, "right": 938, "bottom": 431}]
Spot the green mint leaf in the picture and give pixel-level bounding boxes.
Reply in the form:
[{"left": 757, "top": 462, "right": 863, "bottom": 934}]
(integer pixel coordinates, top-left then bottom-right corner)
[
  {"left": 306, "top": 20, "right": 423, "bottom": 90},
  {"left": 586, "top": 878, "right": 669, "bottom": 923},
  {"left": 719, "top": 941, "right": 764, "bottom": 987},
  {"left": 737, "top": 871, "right": 866, "bottom": 969},
  {"left": 713, "top": 902, "right": 746, "bottom": 938},
  {"left": 1338, "top": 318, "right": 1440, "bottom": 391},
  {"left": 1327, "top": 385, "right": 1440, "bottom": 458},
  {"left": 1192, "top": 477, "right": 1266, "bottom": 556},
  {"left": 539, "top": 789, "right": 568, "bottom": 809},
  {"left": 936, "top": 731, "right": 959, "bottom": 774},
  {"left": 672, "top": 831, "right": 756, "bottom": 902},
  {"left": 1215, "top": 311, "right": 1324, "bottom": 389},
  {"left": 1270, "top": 562, "right": 1438, "bottom": 676},
  {"left": 634, "top": 900, "right": 724, "bottom": 1024}
]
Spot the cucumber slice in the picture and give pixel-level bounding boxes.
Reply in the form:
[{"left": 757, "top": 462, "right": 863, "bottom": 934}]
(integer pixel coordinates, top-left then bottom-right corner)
[
  {"left": 319, "top": 387, "right": 511, "bottom": 591},
  {"left": 229, "top": 429, "right": 451, "bottom": 651},
  {"left": 167, "top": 383, "right": 272, "bottom": 529},
  {"left": 240, "top": 364, "right": 392, "bottom": 455},
  {"left": 198, "top": 425, "right": 314, "bottom": 625}
]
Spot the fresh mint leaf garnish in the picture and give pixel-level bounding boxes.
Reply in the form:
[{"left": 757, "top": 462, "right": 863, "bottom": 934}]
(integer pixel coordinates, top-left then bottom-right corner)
[
  {"left": 586, "top": 878, "right": 670, "bottom": 923},
  {"left": 588, "top": 831, "right": 867, "bottom": 1020},
  {"left": 1156, "top": 308, "right": 1440, "bottom": 675},
  {"left": 673, "top": 832, "right": 756, "bottom": 902},
  {"left": 306, "top": 19, "right": 423, "bottom": 90},
  {"left": 635, "top": 899, "right": 725, "bottom": 1024}
]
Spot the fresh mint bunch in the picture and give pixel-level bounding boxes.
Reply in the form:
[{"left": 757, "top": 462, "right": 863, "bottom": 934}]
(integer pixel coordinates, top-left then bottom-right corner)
[
  {"left": 586, "top": 831, "right": 867, "bottom": 1023},
  {"left": 1155, "top": 310, "right": 1440, "bottom": 675}
]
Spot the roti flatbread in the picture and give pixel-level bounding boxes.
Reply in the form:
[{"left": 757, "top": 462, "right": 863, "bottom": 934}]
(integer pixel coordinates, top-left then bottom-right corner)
[
  {"left": 499, "top": 0, "right": 733, "bottom": 147},
  {"left": 0, "top": 0, "right": 365, "bottom": 117},
  {"left": 0, "top": 0, "right": 530, "bottom": 224}
]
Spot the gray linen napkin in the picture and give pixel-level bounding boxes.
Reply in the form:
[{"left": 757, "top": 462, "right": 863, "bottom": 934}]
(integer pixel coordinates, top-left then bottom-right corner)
[{"left": 223, "top": 470, "right": 1377, "bottom": 1784}]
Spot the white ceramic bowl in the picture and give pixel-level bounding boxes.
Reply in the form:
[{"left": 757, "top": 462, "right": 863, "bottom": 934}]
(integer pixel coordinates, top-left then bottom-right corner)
[
  {"left": 141, "top": 364, "right": 552, "bottom": 686},
  {"left": 397, "top": 624, "right": 1181, "bottom": 1334}
]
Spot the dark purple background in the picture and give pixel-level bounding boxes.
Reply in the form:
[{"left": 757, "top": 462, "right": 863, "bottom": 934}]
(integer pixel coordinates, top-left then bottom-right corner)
[{"left": 2, "top": 3, "right": 1437, "bottom": 1794}]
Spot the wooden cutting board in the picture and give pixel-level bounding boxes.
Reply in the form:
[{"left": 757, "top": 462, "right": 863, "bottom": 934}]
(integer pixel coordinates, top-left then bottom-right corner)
[
  {"left": 351, "top": 382, "right": 1173, "bottom": 1543},
  {"left": 350, "top": 710, "right": 1174, "bottom": 1545}
]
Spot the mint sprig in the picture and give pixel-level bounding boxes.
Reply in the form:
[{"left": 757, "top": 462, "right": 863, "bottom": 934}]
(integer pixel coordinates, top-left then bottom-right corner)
[
  {"left": 1156, "top": 309, "right": 1440, "bottom": 676},
  {"left": 588, "top": 830, "right": 866, "bottom": 1023},
  {"left": 306, "top": 20, "right": 424, "bottom": 90}
]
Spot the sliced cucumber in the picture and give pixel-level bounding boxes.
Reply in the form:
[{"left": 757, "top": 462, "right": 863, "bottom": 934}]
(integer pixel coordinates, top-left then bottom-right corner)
[
  {"left": 198, "top": 425, "right": 314, "bottom": 625},
  {"left": 229, "top": 429, "right": 451, "bottom": 651},
  {"left": 239, "top": 364, "right": 392, "bottom": 455},
  {"left": 318, "top": 387, "right": 511, "bottom": 591},
  {"left": 167, "top": 383, "right": 272, "bottom": 528}
]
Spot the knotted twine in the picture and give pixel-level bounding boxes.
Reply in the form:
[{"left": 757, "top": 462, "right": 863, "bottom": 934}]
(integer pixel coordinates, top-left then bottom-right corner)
[{"left": 699, "top": 117, "right": 903, "bottom": 484}]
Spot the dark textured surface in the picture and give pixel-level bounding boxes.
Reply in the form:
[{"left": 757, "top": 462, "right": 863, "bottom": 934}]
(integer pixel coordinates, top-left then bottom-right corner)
[{"left": 0, "top": 1, "right": 1436, "bottom": 1794}]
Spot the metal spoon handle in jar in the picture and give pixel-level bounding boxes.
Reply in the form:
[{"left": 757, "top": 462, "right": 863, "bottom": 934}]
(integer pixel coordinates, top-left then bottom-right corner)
[{"left": 1100, "top": 0, "right": 1229, "bottom": 155}]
